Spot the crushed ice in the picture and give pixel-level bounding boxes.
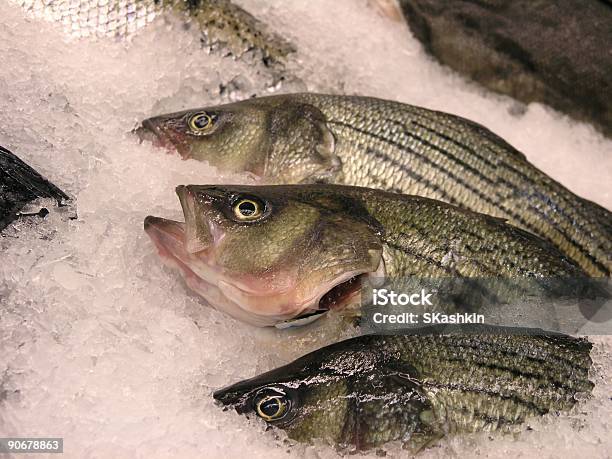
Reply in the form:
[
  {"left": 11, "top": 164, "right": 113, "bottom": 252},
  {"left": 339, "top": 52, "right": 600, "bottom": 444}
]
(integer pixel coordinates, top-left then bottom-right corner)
[{"left": 0, "top": 0, "right": 610, "bottom": 457}]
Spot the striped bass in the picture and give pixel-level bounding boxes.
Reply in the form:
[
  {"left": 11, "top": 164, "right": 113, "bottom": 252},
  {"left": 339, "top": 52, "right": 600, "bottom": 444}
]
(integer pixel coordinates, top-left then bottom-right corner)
[{"left": 137, "top": 94, "right": 612, "bottom": 276}]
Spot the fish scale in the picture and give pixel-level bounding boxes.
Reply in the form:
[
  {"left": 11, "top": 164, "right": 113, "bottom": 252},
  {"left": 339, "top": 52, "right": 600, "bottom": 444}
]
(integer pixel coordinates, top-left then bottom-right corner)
[
  {"left": 145, "top": 184, "right": 606, "bottom": 328},
  {"left": 292, "top": 94, "right": 612, "bottom": 277},
  {"left": 16, "top": 0, "right": 164, "bottom": 38},
  {"left": 139, "top": 93, "right": 612, "bottom": 276},
  {"left": 13, "top": 0, "right": 295, "bottom": 66},
  {"left": 214, "top": 326, "right": 594, "bottom": 451}
]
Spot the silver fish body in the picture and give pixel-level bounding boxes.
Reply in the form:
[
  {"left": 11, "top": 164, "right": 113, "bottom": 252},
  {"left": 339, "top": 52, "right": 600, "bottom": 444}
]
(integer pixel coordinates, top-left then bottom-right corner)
[{"left": 13, "top": 0, "right": 295, "bottom": 66}]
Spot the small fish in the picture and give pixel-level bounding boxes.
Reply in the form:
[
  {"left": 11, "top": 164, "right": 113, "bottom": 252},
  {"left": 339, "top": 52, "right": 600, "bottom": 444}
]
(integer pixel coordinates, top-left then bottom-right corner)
[
  {"left": 13, "top": 0, "right": 294, "bottom": 67},
  {"left": 144, "top": 184, "right": 596, "bottom": 327},
  {"left": 137, "top": 93, "right": 612, "bottom": 277},
  {"left": 0, "top": 145, "right": 69, "bottom": 232},
  {"left": 214, "top": 325, "right": 594, "bottom": 451}
]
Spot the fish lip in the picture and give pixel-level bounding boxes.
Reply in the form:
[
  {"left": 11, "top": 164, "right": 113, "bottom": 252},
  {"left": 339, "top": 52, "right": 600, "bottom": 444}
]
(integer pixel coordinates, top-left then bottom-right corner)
[
  {"left": 144, "top": 215, "right": 185, "bottom": 243},
  {"left": 212, "top": 387, "right": 256, "bottom": 416},
  {"left": 134, "top": 119, "right": 161, "bottom": 144},
  {"left": 135, "top": 117, "right": 182, "bottom": 156},
  {"left": 144, "top": 216, "right": 188, "bottom": 262},
  {"left": 212, "top": 386, "right": 241, "bottom": 405},
  {"left": 213, "top": 373, "right": 284, "bottom": 407}
]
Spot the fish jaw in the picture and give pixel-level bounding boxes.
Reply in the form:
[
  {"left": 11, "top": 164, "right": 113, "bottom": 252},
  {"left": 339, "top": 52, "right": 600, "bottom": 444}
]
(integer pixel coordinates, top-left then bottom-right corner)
[
  {"left": 143, "top": 215, "right": 374, "bottom": 327},
  {"left": 144, "top": 215, "right": 273, "bottom": 326},
  {"left": 218, "top": 268, "right": 368, "bottom": 316},
  {"left": 143, "top": 216, "right": 189, "bottom": 266},
  {"left": 135, "top": 117, "right": 190, "bottom": 158}
]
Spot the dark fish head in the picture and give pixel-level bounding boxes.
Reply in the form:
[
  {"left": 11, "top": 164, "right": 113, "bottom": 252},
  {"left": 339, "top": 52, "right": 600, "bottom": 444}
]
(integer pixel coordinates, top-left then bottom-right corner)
[
  {"left": 144, "top": 184, "right": 385, "bottom": 327},
  {"left": 214, "top": 337, "right": 435, "bottom": 450},
  {"left": 136, "top": 96, "right": 341, "bottom": 183}
]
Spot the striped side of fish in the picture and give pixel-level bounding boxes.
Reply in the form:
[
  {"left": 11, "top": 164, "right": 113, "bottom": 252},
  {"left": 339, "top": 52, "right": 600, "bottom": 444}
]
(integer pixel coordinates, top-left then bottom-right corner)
[{"left": 294, "top": 94, "right": 612, "bottom": 276}]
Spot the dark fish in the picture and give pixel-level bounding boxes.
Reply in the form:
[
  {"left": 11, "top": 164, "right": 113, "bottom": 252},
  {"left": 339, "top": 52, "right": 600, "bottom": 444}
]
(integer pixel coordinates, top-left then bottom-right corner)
[
  {"left": 214, "top": 325, "right": 594, "bottom": 451},
  {"left": 397, "top": 0, "right": 612, "bottom": 138},
  {"left": 0, "top": 145, "right": 69, "bottom": 232}
]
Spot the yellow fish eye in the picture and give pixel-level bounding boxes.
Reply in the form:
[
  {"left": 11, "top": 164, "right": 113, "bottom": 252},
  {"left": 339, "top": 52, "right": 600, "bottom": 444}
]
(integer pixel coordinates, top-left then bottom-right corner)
[
  {"left": 255, "top": 395, "right": 288, "bottom": 421},
  {"left": 233, "top": 198, "right": 264, "bottom": 221},
  {"left": 188, "top": 112, "right": 215, "bottom": 133}
]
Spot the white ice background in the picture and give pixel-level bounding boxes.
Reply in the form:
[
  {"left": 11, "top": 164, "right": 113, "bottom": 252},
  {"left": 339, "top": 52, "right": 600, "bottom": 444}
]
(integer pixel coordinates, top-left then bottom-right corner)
[{"left": 0, "top": 0, "right": 611, "bottom": 458}]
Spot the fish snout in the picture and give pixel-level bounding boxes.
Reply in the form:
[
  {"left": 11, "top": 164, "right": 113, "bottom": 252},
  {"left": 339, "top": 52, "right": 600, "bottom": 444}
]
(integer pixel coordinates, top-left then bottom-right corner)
[
  {"left": 144, "top": 215, "right": 184, "bottom": 236},
  {"left": 212, "top": 386, "right": 234, "bottom": 404},
  {"left": 133, "top": 119, "right": 157, "bottom": 143},
  {"left": 134, "top": 117, "right": 185, "bottom": 156},
  {"left": 212, "top": 384, "right": 253, "bottom": 413},
  {"left": 144, "top": 216, "right": 187, "bottom": 260}
]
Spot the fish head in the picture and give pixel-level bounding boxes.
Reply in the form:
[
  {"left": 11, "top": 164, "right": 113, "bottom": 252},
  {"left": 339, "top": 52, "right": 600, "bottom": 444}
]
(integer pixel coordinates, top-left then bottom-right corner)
[
  {"left": 213, "top": 339, "right": 436, "bottom": 450},
  {"left": 144, "top": 184, "right": 385, "bottom": 327},
  {"left": 137, "top": 96, "right": 341, "bottom": 184}
]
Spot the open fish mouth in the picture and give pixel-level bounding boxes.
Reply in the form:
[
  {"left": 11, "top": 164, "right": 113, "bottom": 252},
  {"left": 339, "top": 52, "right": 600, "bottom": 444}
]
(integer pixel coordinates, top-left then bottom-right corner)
[
  {"left": 143, "top": 215, "right": 373, "bottom": 327},
  {"left": 274, "top": 274, "right": 366, "bottom": 328}
]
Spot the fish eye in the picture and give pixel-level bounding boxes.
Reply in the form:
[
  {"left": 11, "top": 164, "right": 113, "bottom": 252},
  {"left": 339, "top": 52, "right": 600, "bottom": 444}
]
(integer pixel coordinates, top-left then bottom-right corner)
[
  {"left": 188, "top": 112, "right": 216, "bottom": 134},
  {"left": 232, "top": 197, "right": 265, "bottom": 221},
  {"left": 254, "top": 390, "right": 290, "bottom": 421}
]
